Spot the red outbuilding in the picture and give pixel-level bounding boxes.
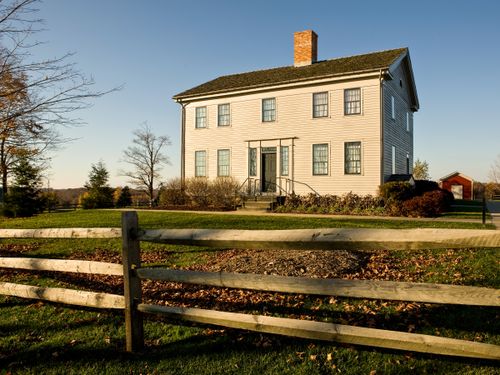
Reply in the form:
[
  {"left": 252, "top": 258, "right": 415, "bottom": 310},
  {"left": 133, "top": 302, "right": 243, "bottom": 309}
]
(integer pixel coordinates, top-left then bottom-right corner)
[{"left": 439, "top": 172, "right": 474, "bottom": 200}]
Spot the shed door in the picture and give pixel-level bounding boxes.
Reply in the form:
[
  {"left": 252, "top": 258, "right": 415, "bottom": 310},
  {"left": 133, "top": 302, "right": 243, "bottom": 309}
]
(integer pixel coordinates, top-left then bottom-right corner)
[{"left": 451, "top": 184, "right": 463, "bottom": 200}]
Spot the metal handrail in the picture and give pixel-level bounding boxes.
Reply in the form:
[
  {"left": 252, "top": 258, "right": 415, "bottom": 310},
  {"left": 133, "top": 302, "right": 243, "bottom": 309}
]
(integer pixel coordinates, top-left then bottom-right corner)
[
  {"left": 282, "top": 178, "right": 320, "bottom": 196},
  {"left": 262, "top": 180, "right": 287, "bottom": 196}
]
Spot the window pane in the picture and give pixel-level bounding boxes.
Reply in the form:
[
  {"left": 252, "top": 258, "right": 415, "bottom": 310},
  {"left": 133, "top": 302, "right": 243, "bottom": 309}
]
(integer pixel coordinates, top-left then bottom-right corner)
[
  {"left": 195, "top": 107, "right": 207, "bottom": 128},
  {"left": 344, "top": 142, "right": 361, "bottom": 174},
  {"left": 195, "top": 151, "right": 206, "bottom": 177},
  {"left": 313, "top": 92, "right": 328, "bottom": 118},
  {"left": 218, "top": 104, "right": 230, "bottom": 126},
  {"left": 280, "top": 146, "right": 289, "bottom": 176},
  {"left": 262, "top": 98, "right": 276, "bottom": 122},
  {"left": 249, "top": 148, "right": 257, "bottom": 176},
  {"left": 218, "top": 149, "right": 230, "bottom": 176},
  {"left": 313, "top": 144, "right": 328, "bottom": 175},
  {"left": 344, "top": 88, "right": 361, "bottom": 115}
]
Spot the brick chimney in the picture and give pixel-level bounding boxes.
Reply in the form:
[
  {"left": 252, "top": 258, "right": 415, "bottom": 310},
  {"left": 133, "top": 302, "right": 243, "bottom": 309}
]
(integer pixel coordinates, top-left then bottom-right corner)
[{"left": 294, "top": 30, "right": 318, "bottom": 67}]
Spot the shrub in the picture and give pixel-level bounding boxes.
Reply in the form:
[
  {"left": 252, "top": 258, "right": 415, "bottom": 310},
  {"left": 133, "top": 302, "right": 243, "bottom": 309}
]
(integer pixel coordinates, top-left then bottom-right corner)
[
  {"left": 402, "top": 190, "right": 453, "bottom": 217},
  {"left": 278, "top": 192, "right": 384, "bottom": 216},
  {"left": 379, "top": 182, "right": 414, "bottom": 202},
  {"left": 158, "top": 178, "right": 188, "bottom": 206},
  {"left": 209, "top": 177, "right": 240, "bottom": 209},
  {"left": 414, "top": 180, "right": 439, "bottom": 196},
  {"left": 185, "top": 177, "right": 210, "bottom": 207}
]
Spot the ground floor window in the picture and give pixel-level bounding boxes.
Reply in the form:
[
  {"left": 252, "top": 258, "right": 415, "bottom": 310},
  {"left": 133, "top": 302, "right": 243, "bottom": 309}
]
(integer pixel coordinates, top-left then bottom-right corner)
[
  {"left": 280, "top": 146, "right": 289, "bottom": 176},
  {"left": 392, "top": 145, "right": 396, "bottom": 174},
  {"left": 344, "top": 142, "right": 361, "bottom": 174},
  {"left": 218, "top": 149, "right": 230, "bottom": 176},
  {"left": 248, "top": 148, "right": 257, "bottom": 176},
  {"left": 195, "top": 150, "right": 206, "bottom": 177},
  {"left": 312, "top": 144, "right": 328, "bottom": 175}
]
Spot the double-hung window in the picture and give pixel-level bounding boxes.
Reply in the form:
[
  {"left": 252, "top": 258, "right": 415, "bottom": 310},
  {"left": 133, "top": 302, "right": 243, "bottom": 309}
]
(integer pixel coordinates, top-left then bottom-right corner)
[
  {"left": 217, "top": 149, "right": 230, "bottom": 177},
  {"left": 312, "top": 144, "right": 328, "bottom": 175},
  {"left": 313, "top": 92, "right": 328, "bottom": 118},
  {"left": 195, "top": 107, "right": 207, "bottom": 128},
  {"left": 248, "top": 148, "right": 257, "bottom": 176},
  {"left": 280, "top": 146, "right": 289, "bottom": 176},
  {"left": 195, "top": 151, "right": 207, "bottom": 177},
  {"left": 344, "top": 142, "right": 361, "bottom": 174},
  {"left": 344, "top": 88, "right": 361, "bottom": 115},
  {"left": 391, "top": 96, "right": 396, "bottom": 120},
  {"left": 262, "top": 98, "right": 276, "bottom": 122},
  {"left": 218, "top": 103, "right": 230, "bottom": 126}
]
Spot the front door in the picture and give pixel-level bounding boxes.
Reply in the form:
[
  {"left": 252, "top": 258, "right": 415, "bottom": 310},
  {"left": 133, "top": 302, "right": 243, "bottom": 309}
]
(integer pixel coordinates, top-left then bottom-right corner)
[{"left": 261, "top": 152, "right": 276, "bottom": 192}]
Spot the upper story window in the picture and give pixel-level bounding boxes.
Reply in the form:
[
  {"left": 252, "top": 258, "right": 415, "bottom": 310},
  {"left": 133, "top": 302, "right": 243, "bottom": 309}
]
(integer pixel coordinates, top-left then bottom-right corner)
[
  {"left": 248, "top": 148, "right": 257, "bottom": 176},
  {"left": 344, "top": 88, "right": 361, "bottom": 115},
  {"left": 195, "top": 150, "right": 207, "bottom": 177},
  {"left": 344, "top": 142, "right": 361, "bottom": 175},
  {"left": 406, "top": 112, "right": 410, "bottom": 132},
  {"left": 391, "top": 96, "right": 396, "bottom": 120},
  {"left": 218, "top": 104, "right": 230, "bottom": 126},
  {"left": 195, "top": 106, "right": 207, "bottom": 128},
  {"left": 312, "top": 144, "right": 328, "bottom": 175},
  {"left": 262, "top": 98, "right": 276, "bottom": 122},
  {"left": 313, "top": 92, "right": 328, "bottom": 118},
  {"left": 217, "top": 149, "right": 230, "bottom": 177},
  {"left": 280, "top": 146, "right": 289, "bottom": 176}
]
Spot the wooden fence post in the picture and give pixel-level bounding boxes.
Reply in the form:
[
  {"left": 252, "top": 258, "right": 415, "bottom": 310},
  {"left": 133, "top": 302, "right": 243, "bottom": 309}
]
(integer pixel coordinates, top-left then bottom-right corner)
[{"left": 121, "top": 211, "right": 144, "bottom": 352}]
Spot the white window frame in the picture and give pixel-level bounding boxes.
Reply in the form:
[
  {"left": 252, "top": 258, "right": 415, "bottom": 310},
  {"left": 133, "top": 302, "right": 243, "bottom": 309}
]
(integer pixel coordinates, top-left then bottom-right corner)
[
  {"left": 217, "top": 149, "right": 230, "bottom": 177},
  {"left": 280, "top": 146, "right": 289, "bottom": 176},
  {"left": 312, "top": 92, "right": 328, "bottom": 118},
  {"left": 344, "top": 88, "right": 361, "bottom": 115},
  {"left": 391, "top": 96, "right": 395, "bottom": 120},
  {"left": 248, "top": 148, "right": 257, "bottom": 177},
  {"left": 312, "top": 144, "right": 328, "bottom": 176},
  {"left": 391, "top": 145, "right": 396, "bottom": 174},
  {"left": 195, "top": 106, "right": 207, "bottom": 128},
  {"left": 344, "top": 142, "right": 362, "bottom": 175},
  {"left": 262, "top": 98, "right": 276, "bottom": 122},
  {"left": 218, "top": 103, "right": 230, "bottom": 126},
  {"left": 194, "top": 150, "right": 207, "bottom": 177}
]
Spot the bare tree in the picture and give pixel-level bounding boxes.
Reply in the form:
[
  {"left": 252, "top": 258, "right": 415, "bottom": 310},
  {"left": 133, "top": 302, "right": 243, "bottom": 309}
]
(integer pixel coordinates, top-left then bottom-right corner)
[
  {"left": 121, "top": 123, "right": 171, "bottom": 206},
  {"left": 0, "top": 0, "right": 118, "bottom": 192},
  {"left": 488, "top": 154, "right": 500, "bottom": 184}
]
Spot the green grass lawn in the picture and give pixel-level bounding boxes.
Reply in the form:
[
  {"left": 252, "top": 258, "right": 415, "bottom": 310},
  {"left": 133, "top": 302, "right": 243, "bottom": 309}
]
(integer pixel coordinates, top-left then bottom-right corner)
[
  {"left": 0, "top": 209, "right": 499, "bottom": 374},
  {"left": 441, "top": 200, "right": 491, "bottom": 220},
  {"left": 0, "top": 208, "right": 495, "bottom": 230}
]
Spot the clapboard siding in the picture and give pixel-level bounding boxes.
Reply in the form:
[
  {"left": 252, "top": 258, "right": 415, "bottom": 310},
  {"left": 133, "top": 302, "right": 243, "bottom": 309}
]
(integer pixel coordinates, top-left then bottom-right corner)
[
  {"left": 382, "top": 63, "right": 414, "bottom": 181},
  {"left": 185, "top": 77, "right": 385, "bottom": 195}
]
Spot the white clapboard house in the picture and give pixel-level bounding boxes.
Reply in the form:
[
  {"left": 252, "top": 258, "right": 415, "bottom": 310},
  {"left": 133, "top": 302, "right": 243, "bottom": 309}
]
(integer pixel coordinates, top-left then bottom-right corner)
[{"left": 173, "top": 30, "right": 419, "bottom": 196}]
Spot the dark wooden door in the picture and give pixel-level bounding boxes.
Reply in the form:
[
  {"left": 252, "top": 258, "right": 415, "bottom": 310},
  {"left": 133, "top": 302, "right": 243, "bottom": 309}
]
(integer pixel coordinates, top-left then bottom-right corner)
[{"left": 262, "top": 153, "right": 276, "bottom": 192}]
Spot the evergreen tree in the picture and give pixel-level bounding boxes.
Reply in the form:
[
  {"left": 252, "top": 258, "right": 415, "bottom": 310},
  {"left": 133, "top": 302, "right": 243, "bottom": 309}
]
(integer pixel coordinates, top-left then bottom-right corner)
[
  {"left": 2, "top": 157, "right": 43, "bottom": 217},
  {"left": 115, "top": 186, "right": 132, "bottom": 208},
  {"left": 81, "top": 161, "right": 114, "bottom": 209}
]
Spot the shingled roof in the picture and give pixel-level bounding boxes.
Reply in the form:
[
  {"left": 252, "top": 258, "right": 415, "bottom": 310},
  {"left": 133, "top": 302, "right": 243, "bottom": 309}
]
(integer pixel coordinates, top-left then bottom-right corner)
[{"left": 174, "top": 48, "right": 407, "bottom": 100}]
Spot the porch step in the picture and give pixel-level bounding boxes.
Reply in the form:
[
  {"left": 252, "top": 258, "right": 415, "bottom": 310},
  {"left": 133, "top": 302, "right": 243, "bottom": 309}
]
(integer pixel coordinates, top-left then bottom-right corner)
[{"left": 238, "top": 200, "right": 274, "bottom": 212}]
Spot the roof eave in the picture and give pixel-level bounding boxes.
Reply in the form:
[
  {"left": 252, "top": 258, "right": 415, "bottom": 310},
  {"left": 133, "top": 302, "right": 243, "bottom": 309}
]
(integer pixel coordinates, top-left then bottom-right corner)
[{"left": 173, "top": 67, "right": 390, "bottom": 102}]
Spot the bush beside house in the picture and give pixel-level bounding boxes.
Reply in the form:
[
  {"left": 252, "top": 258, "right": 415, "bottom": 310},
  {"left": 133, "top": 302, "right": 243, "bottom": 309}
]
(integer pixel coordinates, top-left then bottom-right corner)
[{"left": 276, "top": 180, "right": 453, "bottom": 218}]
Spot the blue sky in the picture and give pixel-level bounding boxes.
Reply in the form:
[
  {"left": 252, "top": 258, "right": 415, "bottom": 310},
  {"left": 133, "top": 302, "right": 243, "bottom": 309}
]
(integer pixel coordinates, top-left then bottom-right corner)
[{"left": 35, "top": 0, "right": 500, "bottom": 188}]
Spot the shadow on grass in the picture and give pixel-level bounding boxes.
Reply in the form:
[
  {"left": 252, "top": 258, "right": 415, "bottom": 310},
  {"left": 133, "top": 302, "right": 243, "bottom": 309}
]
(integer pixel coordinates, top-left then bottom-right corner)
[{"left": 2, "top": 324, "right": 499, "bottom": 374}]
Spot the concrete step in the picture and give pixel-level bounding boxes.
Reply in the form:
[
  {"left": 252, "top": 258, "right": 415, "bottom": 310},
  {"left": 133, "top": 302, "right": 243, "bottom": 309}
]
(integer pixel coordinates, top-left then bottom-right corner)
[{"left": 238, "top": 200, "right": 273, "bottom": 212}]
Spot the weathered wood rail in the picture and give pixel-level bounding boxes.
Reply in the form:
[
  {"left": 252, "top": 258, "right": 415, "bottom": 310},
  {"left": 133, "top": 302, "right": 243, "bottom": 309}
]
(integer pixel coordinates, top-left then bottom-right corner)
[{"left": 0, "top": 211, "right": 499, "bottom": 360}]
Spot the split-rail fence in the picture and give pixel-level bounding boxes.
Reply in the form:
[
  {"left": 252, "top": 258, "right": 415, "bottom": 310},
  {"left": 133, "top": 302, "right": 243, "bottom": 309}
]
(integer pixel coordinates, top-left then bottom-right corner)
[{"left": 0, "top": 211, "right": 499, "bottom": 360}]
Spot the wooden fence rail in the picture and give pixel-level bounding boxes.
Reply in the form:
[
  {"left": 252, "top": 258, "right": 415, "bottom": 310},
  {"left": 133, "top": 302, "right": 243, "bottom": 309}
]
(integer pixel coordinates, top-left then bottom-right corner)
[
  {"left": 0, "top": 211, "right": 499, "bottom": 360},
  {"left": 136, "top": 268, "right": 500, "bottom": 306}
]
